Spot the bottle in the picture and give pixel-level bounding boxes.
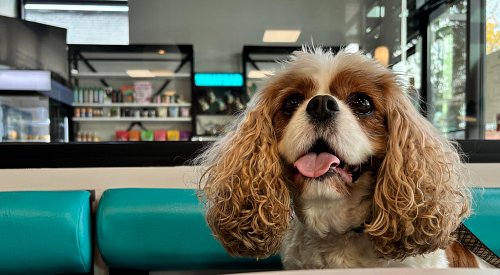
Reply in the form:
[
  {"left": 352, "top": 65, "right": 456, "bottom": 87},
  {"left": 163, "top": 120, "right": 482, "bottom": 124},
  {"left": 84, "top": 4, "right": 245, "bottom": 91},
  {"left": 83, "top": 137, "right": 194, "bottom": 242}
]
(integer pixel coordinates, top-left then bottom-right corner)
[
  {"left": 111, "top": 89, "right": 117, "bottom": 103},
  {"left": 78, "top": 88, "right": 83, "bottom": 103},
  {"left": 496, "top": 113, "right": 500, "bottom": 131},
  {"left": 73, "top": 87, "right": 78, "bottom": 103},
  {"left": 99, "top": 88, "right": 104, "bottom": 103},
  {"left": 89, "top": 87, "right": 94, "bottom": 103},
  {"left": 86, "top": 88, "right": 91, "bottom": 103},
  {"left": 117, "top": 90, "right": 123, "bottom": 103}
]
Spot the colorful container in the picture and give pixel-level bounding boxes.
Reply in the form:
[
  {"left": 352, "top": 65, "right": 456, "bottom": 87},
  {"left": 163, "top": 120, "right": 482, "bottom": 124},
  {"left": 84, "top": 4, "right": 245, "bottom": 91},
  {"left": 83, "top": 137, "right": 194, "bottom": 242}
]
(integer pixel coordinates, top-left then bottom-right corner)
[
  {"left": 141, "top": 130, "right": 154, "bottom": 141},
  {"left": 179, "top": 131, "right": 191, "bottom": 141},
  {"left": 128, "top": 130, "right": 140, "bottom": 142},
  {"left": 115, "top": 130, "right": 129, "bottom": 141},
  {"left": 154, "top": 130, "right": 166, "bottom": 141},
  {"left": 167, "top": 130, "right": 180, "bottom": 141}
]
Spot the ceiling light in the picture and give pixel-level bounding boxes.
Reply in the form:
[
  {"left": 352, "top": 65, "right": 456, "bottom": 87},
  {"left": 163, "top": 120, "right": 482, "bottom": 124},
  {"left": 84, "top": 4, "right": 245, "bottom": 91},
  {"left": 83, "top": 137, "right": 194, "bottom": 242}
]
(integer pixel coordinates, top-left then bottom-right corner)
[
  {"left": 150, "top": 70, "right": 174, "bottom": 77},
  {"left": 345, "top": 43, "right": 360, "bottom": 53},
  {"left": 374, "top": 46, "right": 390, "bottom": 67},
  {"left": 263, "top": 29, "right": 301, "bottom": 43},
  {"left": 367, "top": 6, "right": 385, "bottom": 18},
  {"left": 158, "top": 49, "right": 166, "bottom": 55},
  {"left": 248, "top": 70, "right": 274, "bottom": 79},
  {"left": 126, "top": 70, "right": 155, "bottom": 78},
  {"left": 24, "top": 4, "right": 129, "bottom": 12}
]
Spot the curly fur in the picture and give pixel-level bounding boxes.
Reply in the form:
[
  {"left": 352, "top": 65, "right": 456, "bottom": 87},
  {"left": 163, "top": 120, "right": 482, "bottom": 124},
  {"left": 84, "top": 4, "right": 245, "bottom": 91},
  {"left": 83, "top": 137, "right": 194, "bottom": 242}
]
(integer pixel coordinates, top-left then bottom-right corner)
[
  {"left": 198, "top": 47, "right": 472, "bottom": 268},
  {"left": 366, "top": 88, "right": 471, "bottom": 259},
  {"left": 197, "top": 92, "right": 291, "bottom": 259}
]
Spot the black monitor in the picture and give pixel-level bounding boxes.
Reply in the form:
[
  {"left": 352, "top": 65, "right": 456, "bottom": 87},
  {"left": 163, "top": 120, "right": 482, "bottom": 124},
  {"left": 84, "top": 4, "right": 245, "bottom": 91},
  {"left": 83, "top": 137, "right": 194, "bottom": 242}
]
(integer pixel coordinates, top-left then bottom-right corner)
[{"left": 0, "top": 15, "right": 68, "bottom": 81}]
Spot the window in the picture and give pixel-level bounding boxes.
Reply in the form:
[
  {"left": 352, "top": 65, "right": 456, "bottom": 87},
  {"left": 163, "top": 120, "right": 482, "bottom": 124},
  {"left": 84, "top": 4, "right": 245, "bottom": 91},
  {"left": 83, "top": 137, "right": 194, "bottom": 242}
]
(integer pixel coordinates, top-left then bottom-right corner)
[
  {"left": 23, "top": 1, "right": 129, "bottom": 45},
  {"left": 428, "top": 1, "right": 467, "bottom": 138},
  {"left": 485, "top": 0, "right": 500, "bottom": 139}
]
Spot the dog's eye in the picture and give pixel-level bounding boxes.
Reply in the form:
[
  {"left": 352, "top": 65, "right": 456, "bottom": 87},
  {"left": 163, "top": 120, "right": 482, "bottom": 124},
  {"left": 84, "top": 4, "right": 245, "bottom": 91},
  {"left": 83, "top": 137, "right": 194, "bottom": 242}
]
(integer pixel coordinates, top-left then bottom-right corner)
[
  {"left": 347, "top": 93, "right": 373, "bottom": 115},
  {"left": 283, "top": 93, "right": 304, "bottom": 116}
]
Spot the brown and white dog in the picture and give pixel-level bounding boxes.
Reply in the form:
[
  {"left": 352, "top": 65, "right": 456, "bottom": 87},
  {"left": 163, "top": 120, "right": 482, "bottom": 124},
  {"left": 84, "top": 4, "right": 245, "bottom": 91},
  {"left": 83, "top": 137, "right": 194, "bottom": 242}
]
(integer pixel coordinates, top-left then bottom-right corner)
[{"left": 198, "top": 48, "right": 487, "bottom": 268}]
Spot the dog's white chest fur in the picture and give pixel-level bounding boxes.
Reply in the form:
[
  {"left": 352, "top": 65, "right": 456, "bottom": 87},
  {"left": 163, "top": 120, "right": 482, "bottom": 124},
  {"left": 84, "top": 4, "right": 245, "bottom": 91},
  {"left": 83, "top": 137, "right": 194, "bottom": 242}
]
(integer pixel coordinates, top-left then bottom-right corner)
[{"left": 281, "top": 219, "right": 449, "bottom": 269}]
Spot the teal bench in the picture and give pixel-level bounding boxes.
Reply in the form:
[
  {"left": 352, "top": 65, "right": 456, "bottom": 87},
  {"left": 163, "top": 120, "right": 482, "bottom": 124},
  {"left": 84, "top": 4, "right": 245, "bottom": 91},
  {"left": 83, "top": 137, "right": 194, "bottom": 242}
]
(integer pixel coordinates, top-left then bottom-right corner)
[
  {"left": 462, "top": 188, "right": 500, "bottom": 263},
  {"left": 96, "top": 188, "right": 281, "bottom": 273},
  {"left": 0, "top": 190, "right": 92, "bottom": 274},
  {"left": 96, "top": 187, "right": 500, "bottom": 272},
  {"left": 2, "top": 188, "right": 494, "bottom": 274}
]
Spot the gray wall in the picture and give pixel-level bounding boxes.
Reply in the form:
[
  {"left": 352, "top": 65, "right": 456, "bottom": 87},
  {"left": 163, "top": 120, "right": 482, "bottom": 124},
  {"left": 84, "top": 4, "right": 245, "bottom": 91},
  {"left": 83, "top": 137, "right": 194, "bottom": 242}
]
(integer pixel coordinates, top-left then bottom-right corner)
[{"left": 129, "top": 0, "right": 364, "bottom": 72}]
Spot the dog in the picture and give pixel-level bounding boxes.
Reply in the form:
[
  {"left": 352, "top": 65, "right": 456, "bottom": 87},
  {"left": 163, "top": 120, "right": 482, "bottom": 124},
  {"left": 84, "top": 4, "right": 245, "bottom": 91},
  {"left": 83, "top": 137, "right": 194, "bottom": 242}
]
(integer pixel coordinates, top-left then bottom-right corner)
[{"left": 197, "top": 47, "right": 486, "bottom": 268}]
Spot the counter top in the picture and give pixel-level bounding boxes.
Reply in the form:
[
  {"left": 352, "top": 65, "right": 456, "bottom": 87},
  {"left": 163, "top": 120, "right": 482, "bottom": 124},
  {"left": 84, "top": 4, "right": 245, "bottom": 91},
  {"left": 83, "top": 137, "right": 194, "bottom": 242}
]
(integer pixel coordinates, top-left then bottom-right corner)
[
  {"left": 0, "top": 141, "right": 209, "bottom": 169},
  {"left": 1, "top": 140, "right": 500, "bottom": 169}
]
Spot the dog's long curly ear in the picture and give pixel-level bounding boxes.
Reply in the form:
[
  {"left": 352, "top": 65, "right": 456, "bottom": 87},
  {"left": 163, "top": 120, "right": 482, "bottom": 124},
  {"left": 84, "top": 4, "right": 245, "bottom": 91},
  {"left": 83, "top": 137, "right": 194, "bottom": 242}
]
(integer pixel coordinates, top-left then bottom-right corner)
[
  {"left": 365, "top": 85, "right": 470, "bottom": 259},
  {"left": 197, "top": 94, "right": 291, "bottom": 259}
]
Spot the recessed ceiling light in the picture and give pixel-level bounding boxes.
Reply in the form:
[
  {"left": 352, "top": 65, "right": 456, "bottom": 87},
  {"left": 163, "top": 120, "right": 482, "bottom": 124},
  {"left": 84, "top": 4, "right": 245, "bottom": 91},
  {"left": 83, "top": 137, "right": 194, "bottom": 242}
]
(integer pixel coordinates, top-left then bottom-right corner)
[
  {"left": 248, "top": 70, "right": 274, "bottom": 79},
  {"left": 367, "top": 6, "right": 385, "bottom": 18},
  {"left": 263, "top": 29, "right": 301, "bottom": 43},
  {"left": 126, "top": 70, "right": 155, "bottom": 78},
  {"left": 150, "top": 70, "right": 174, "bottom": 77},
  {"left": 345, "top": 43, "right": 360, "bottom": 53}
]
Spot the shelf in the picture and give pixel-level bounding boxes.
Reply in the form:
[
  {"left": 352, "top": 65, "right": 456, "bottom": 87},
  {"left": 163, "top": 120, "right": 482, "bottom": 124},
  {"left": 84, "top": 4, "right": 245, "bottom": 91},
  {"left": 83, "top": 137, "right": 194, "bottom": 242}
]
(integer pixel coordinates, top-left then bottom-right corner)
[
  {"left": 191, "top": 136, "right": 220, "bottom": 142},
  {"left": 1, "top": 140, "right": 49, "bottom": 143},
  {"left": 72, "top": 103, "right": 191, "bottom": 107},
  {"left": 196, "top": 114, "right": 236, "bottom": 118},
  {"left": 73, "top": 117, "right": 191, "bottom": 122},
  {"left": 71, "top": 72, "right": 191, "bottom": 79}
]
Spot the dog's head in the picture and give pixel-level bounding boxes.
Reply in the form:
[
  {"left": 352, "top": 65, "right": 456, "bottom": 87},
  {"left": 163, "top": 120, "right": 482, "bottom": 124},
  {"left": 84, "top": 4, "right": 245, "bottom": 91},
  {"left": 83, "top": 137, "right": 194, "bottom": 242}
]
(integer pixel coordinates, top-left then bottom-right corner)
[{"left": 198, "top": 48, "right": 470, "bottom": 260}]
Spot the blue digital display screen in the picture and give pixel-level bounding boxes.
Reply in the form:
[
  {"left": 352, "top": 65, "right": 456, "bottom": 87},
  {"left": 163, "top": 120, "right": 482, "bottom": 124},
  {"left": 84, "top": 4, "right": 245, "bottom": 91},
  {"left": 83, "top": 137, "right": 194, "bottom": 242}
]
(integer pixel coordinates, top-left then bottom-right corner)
[{"left": 194, "top": 73, "right": 243, "bottom": 87}]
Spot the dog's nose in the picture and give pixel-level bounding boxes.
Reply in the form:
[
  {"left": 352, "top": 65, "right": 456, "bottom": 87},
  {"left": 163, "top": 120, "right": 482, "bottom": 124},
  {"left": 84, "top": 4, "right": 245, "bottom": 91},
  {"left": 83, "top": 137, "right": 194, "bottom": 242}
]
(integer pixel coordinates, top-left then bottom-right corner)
[{"left": 306, "top": 95, "right": 339, "bottom": 122}]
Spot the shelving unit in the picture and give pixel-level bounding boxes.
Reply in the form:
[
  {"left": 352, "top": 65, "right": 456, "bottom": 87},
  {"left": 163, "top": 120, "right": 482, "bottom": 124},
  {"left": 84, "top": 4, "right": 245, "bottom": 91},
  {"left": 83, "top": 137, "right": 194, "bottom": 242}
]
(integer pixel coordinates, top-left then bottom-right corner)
[
  {"left": 73, "top": 117, "right": 191, "bottom": 122},
  {"left": 68, "top": 44, "right": 194, "bottom": 142},
  {"left": 242, "top": 46, "right": 341, "bottom": 97},
  {"left": 191, "top": 75, "right": 246, "bottom": 139},
  {"left": 73, "top": 103, "right": 191, "bottom": 107},
  {"left": 72, "top": 72, "right": 191, "bottom": 79}
]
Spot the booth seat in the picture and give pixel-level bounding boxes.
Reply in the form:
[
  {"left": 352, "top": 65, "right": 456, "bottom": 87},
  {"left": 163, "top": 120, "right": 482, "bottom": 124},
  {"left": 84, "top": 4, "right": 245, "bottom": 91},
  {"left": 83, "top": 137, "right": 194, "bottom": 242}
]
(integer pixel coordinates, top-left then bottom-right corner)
[
  {"left": 0, "top": 190, "right": 92, "bottom": 274},
  {"left": 96, "top": 188, "right": 500, "bottom": 273},
  {"left": 462, "top": 188, "right": 500, "bottom": 260},
  {"left": 96, "top": 188, "right": 281, "bottom": 273},
  {"left": 1, "top": 188, "right": 496, "bottom": 274}
]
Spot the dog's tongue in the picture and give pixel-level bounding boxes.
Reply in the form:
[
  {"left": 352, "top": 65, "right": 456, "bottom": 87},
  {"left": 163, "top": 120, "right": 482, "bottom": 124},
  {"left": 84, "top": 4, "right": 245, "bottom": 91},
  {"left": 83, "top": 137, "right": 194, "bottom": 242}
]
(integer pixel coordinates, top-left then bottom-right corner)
[{"left": 294, "top": 152, "right": 340, "bottom": 178}]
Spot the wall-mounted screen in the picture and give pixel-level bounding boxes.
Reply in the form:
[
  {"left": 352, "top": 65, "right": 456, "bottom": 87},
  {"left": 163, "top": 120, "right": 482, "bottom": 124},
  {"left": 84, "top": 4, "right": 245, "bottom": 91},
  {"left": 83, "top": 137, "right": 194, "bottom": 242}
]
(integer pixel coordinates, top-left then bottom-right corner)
[{"left": 0, "top": 15, "right": 68, "bottom": 81}]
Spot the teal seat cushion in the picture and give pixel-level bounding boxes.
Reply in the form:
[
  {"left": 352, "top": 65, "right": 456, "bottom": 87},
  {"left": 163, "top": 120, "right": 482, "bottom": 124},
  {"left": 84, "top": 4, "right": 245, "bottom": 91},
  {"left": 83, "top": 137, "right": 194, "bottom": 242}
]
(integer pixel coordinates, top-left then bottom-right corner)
[
  {"left": 463, "top": 188, "right": 500, "bottom": 257},
  {"left": 0, "top": 190, "right": 92, "bottom": 274},
  {"left": 96, "top": 188, "right": 281, "bottom": 270}
]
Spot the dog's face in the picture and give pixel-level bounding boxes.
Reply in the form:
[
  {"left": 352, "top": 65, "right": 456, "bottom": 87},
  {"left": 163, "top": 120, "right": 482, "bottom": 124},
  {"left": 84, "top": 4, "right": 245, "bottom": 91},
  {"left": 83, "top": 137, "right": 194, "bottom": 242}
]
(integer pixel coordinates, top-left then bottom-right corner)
[
  {"left": 273, "top": 51, "right": 388, "bottom": 200},
  {"left": 270, "top": 51, "right": 392, "bottom": 235},
  {"left": 199, "top": 48, "right": 470, "bottom": 260}
]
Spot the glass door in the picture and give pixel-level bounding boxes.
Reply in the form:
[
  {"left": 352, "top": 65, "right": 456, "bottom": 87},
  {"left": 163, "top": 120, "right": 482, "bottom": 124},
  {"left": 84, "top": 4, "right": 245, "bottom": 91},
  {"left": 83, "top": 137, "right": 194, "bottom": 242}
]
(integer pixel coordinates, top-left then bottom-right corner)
[
  {"left": 484, "top": 0, "right": 500, "bottom": 139},
  {"left": 427, "top": 0, "right": 467, "bottom": 138}
]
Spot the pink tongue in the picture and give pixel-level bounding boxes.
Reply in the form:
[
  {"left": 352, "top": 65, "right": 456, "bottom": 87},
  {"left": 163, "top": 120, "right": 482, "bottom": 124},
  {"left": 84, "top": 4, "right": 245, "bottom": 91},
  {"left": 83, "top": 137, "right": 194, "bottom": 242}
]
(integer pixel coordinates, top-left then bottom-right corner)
[{"left": 294, "top": 152, "right": 340, "bottom": 178}]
